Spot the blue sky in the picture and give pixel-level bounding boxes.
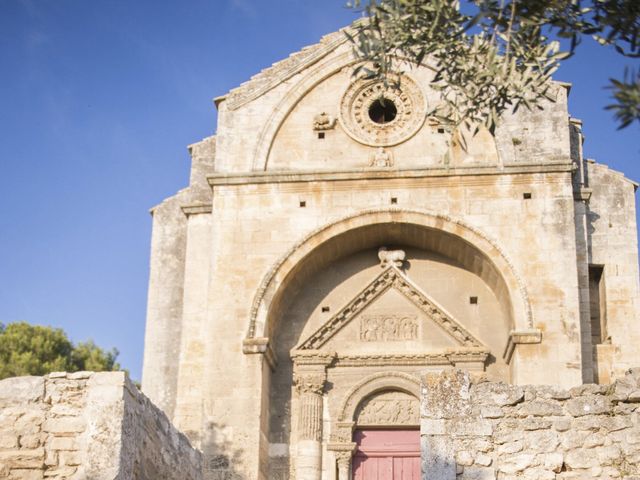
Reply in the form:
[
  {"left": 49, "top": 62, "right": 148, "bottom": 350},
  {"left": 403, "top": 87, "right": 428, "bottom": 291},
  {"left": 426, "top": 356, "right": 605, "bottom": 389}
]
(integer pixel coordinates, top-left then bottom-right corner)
[{"left": 0, "top": 0, "right": 638, "bottom": 381}]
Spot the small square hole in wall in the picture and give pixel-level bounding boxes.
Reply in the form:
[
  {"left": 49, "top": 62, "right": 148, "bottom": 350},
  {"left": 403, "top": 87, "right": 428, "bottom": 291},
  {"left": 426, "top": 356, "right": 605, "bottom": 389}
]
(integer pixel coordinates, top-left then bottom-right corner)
[
  {"left": 523, "top": 192, "right": 532, "bottom": 199},
  {"left": 391, "top": 197, "right": 398, "bottom": 205},
  {"left": 318, "top": 132, "right": 325, "bottom": 139},
  {"left": 470, "top": 296, "right": 478, "bottom": 304},
  {"left": 299, "top": 200, "right": 306, "bottom": 208},
  {"left": 437, "top": 128, "right": 445, "bottom": 134},
  {"left": 321, "top": 306, "right": 330, "bottom": 313}
]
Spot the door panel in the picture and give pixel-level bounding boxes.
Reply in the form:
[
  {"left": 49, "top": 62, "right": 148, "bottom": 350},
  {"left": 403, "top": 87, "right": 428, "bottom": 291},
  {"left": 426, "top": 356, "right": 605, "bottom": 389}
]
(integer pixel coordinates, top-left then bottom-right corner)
[{"left": 353, "top": 430, "right": 420, "bottom": 480}]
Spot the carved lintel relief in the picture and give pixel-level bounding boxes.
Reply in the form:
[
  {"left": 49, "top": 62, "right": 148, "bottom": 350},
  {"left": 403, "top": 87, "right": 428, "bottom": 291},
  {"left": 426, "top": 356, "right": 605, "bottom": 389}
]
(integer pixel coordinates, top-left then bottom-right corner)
[
  {"left": 359, "top": 314, "right": 418, "bottom": 342},
  {"left": 355, "top": 391, "right": 420, "bottom": 427}
]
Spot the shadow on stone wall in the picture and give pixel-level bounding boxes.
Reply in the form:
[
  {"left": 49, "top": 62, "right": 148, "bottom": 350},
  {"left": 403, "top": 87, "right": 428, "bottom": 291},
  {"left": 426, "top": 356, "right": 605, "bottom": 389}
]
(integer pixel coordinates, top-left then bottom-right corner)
[{"left": 202, "top": 422, "right": 246, "bottom": 480}]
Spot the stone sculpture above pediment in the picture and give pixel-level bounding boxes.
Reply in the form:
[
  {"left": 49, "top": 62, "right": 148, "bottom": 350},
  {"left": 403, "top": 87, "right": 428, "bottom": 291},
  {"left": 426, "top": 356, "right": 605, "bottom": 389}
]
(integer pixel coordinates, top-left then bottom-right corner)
[{"left": 295, "top": 264, "right": 487, "bottom": 353}]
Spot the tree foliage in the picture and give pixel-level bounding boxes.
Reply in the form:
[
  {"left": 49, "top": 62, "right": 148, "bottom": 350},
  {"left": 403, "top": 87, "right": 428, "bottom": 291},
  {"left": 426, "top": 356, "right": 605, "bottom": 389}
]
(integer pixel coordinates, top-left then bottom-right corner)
[
  {"left": 346, "top": 0, "right": 640, "bottom": 132},
  {"left": 0, "top": 322, "right": 120, "bottom": 380}
]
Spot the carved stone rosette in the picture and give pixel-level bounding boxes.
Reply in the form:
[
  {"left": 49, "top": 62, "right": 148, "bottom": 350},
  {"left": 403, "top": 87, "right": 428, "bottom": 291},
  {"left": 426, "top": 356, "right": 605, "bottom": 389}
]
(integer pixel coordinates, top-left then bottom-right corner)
[{"left": 339, "top": 75, "right": 426, "bottom": 147}]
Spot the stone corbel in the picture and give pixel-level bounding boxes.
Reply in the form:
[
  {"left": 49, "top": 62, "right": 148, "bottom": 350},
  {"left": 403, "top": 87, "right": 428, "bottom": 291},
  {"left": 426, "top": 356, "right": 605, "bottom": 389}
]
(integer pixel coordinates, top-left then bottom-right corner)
[
  {"left": 503, "top": 329, "right": 542, "bottom": 364},
  {"left": 573, "top": 187, "right": 593, "bottom": 202},
  {"left": 445, "top": 347, "right": 490, "bottom": 371},
  {"left": 242, "top": 337, "right": 277, "bottom": 370}
]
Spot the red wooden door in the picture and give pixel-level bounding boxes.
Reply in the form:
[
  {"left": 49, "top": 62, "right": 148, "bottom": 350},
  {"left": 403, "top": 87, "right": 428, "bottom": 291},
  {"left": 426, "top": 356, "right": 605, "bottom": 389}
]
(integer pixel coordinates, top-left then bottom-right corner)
[{"left": 352, "top": 430, "right": 420, "bottom": 480}]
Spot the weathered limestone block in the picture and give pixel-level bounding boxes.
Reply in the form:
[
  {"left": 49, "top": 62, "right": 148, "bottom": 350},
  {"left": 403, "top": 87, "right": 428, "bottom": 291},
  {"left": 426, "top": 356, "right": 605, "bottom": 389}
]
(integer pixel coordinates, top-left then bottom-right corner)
[
  {"left": 422, "top": 370, "right": 640, "bottom": 480},
  {"left": 0, "top": 373, "right": 202, "bottom": 480},
  {"left": 565, "top": 395, "right": 612, "bottom": 416},
  {"left": 517, "top": 399, "right": 563, "bottom": 417}
]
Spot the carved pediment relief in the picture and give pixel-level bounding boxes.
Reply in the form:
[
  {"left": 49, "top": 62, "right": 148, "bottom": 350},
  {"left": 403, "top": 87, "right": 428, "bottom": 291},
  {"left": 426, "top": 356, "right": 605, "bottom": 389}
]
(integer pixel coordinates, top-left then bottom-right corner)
[{"left": 296, "top": 265, "right": 487, "bottom": 352}]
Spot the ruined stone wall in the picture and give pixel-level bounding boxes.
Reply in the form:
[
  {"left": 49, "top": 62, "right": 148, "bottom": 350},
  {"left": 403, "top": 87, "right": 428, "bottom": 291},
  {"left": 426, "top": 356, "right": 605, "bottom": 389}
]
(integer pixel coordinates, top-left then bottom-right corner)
[
  {"left": 0, "top": 372, "right": 201, "bottom": 480},
  {"left": 422, "top": 369, "right": 640, "bottom": 479}
]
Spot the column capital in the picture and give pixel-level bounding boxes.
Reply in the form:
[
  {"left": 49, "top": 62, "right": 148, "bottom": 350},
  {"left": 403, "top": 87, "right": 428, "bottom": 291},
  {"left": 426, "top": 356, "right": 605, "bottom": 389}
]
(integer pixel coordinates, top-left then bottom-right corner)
[{"left": 293, "top": 371, "right": 326, "bottom": 395}]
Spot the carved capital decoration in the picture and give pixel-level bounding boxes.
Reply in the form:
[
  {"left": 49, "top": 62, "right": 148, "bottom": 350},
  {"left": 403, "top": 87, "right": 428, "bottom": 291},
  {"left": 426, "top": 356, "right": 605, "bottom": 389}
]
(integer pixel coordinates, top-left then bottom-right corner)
[
  {"left": 335, "top": 450, "right": 353, "bottom": 468},
  {"left": 339, "top": 75, "right": 426, "bottom": 147},
  {"left": 293, "top": 372, "right": 326, "bottom": 395}
]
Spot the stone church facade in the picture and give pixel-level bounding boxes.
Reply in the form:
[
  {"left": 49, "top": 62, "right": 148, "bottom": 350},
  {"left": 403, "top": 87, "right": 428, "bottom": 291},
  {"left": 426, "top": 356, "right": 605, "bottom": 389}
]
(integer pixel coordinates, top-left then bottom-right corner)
[{"left": 140, "top": 27, "right": 640, "bottom": 480}]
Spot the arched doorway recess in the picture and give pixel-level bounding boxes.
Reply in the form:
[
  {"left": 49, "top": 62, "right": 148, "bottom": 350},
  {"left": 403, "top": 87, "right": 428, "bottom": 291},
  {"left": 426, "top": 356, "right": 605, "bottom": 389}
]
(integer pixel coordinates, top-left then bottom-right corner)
[{"left": 251, "top": 209, "right": 531, "bottom": 479}]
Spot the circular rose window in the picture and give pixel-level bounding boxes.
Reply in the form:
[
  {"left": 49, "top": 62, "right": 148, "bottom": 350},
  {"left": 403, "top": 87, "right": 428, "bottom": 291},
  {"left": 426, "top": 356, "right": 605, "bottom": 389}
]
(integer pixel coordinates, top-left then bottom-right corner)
[{"left": 339, "top": 75, "right": 426, "bottom": 147}]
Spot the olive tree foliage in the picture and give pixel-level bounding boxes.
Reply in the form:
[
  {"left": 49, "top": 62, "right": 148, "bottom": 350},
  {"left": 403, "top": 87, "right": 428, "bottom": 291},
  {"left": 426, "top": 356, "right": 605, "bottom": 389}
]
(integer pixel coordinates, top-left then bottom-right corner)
[
  {"left": 0, "top": 321, "right": 120, "bottom": 380},
  {"left": 346, "top": 0, "right": 639, "bottom": 132}
]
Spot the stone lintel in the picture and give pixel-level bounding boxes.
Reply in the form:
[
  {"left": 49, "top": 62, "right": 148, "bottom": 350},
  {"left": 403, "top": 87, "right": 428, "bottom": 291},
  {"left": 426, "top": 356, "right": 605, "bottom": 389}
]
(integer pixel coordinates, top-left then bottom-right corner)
[
  {"left": 503, "top": 329, "right": 543, "bottom": 363},
  {"left": 242, "top": 337, "right": 277, "bottom": 370},
  {"left": 208, "top": 163, "right": 574, "bottom": 187}
]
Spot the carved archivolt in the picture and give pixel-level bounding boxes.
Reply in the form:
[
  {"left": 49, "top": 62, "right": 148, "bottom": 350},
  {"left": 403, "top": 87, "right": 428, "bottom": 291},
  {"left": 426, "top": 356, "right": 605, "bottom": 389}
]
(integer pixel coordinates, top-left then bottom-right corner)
[
  {"left": 245, "top": 208, "right": 533, "bottom": 343},
  {"left": 296, "top": 265, "right": 485, "bottom": 351}
]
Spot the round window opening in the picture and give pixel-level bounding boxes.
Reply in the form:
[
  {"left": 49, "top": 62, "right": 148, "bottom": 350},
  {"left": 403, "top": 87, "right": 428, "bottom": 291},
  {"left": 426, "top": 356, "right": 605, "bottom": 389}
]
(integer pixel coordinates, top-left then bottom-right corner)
[{"left": 368, "top": 97, "right": 397, "bottom": 124}]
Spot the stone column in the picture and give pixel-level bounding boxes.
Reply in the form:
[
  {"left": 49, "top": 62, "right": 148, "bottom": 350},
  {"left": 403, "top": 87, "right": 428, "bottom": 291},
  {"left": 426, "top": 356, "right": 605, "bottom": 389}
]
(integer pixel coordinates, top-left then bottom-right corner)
[
  {"left": 291, "top": 351, "right": 334, "bottom": 480},
  {"left": 335, "top": 450, "right": 353, "bottom": 480},
  {"left": 294, "top": 372, "right": 325, "bottom": 480}
]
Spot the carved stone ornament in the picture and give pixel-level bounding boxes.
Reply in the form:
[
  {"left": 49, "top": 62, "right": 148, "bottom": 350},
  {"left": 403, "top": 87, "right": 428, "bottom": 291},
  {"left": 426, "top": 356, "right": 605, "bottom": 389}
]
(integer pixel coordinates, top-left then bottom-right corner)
[
  {"left": 339, "top": 75, "right": 426, "bottom": 147},
  {"left": 360, "top": 314, "right": 418, "bottom": 342},
  {"left": 355, "top": 391, "right": 420, "bottom": 426},
  {"left": 313, "top": 111, "right": 337, "bottom": 131},
  {"left": 378, "top": 246, "right": 405, "bottom": 268},
  {"left": 369, "top": 147, "right": 393, "bottom": 167},
  {"left": 293, "top": 372, "right": 326, "bottom": 395}
]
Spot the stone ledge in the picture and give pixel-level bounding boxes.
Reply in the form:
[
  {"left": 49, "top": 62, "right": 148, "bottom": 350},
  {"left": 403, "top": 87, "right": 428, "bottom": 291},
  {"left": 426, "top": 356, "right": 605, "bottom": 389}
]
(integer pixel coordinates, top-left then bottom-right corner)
[
  {"left": 503, "top": 329, "right": 543, "bottom": 363},
  {"left": 208, "top": 163, "right": 574, "bottom": 187}
]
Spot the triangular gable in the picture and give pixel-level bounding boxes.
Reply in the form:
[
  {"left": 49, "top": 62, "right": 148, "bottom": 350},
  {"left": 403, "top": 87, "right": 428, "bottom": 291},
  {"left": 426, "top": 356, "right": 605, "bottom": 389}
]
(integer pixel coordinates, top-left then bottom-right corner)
[
  {"left": 225, "top": 28, "right": 348, "bottom": 110},
  {"left": 297, "top": 266, "right": 485, "bottom": 350}
]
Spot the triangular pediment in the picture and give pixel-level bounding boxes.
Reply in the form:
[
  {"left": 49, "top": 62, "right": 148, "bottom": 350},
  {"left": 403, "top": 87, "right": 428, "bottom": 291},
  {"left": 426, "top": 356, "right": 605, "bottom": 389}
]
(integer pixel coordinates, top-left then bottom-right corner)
[{"left": 297, "top": 266, "right": 486, "bottom": 351}]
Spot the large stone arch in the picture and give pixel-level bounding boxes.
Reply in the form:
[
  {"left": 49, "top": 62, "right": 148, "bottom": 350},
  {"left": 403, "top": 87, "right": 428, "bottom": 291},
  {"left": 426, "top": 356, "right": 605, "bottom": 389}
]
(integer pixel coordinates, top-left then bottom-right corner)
[
  {"left": 245, "top": 208, "right": 533, "bottom": 345},
  {"left": 251, "top": 48, "right": 355, "bottom": 171}
]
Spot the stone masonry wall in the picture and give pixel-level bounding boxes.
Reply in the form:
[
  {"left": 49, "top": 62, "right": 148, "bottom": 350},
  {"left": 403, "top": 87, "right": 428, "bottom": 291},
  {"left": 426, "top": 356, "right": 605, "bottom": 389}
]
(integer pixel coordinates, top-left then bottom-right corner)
[
  {"left": 422, "top": 369, "right": 640, "bottom": 479},
  {"left": 0, "top": 372, "right": 201, "bottom": 480}
]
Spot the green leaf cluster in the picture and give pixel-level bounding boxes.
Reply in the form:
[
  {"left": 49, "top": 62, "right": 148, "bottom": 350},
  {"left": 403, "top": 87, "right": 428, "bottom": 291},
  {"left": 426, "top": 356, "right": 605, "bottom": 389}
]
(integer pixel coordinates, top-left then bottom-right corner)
[
  {"left": 0, "top": 321, "right": 120, "bottom": 380},
  {"left": 346, "top": 0, "right": 639, "bottom": 131}
]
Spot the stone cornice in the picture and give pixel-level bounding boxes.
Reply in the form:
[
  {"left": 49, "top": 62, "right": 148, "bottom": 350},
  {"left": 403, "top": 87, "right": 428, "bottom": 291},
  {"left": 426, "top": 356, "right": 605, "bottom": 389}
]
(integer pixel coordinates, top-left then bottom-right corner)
[
  {"left": 334, "top": 349, "right": 489, "bottom": 368},
  {"left": 503, "top": 329, "right": 543, "bottom": 363},
  {"left": 180, "top": 204, "right": 212, "bottom": 216},
  {"left": 208, "top": 163, "right": 573, "bottom": 187}
]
